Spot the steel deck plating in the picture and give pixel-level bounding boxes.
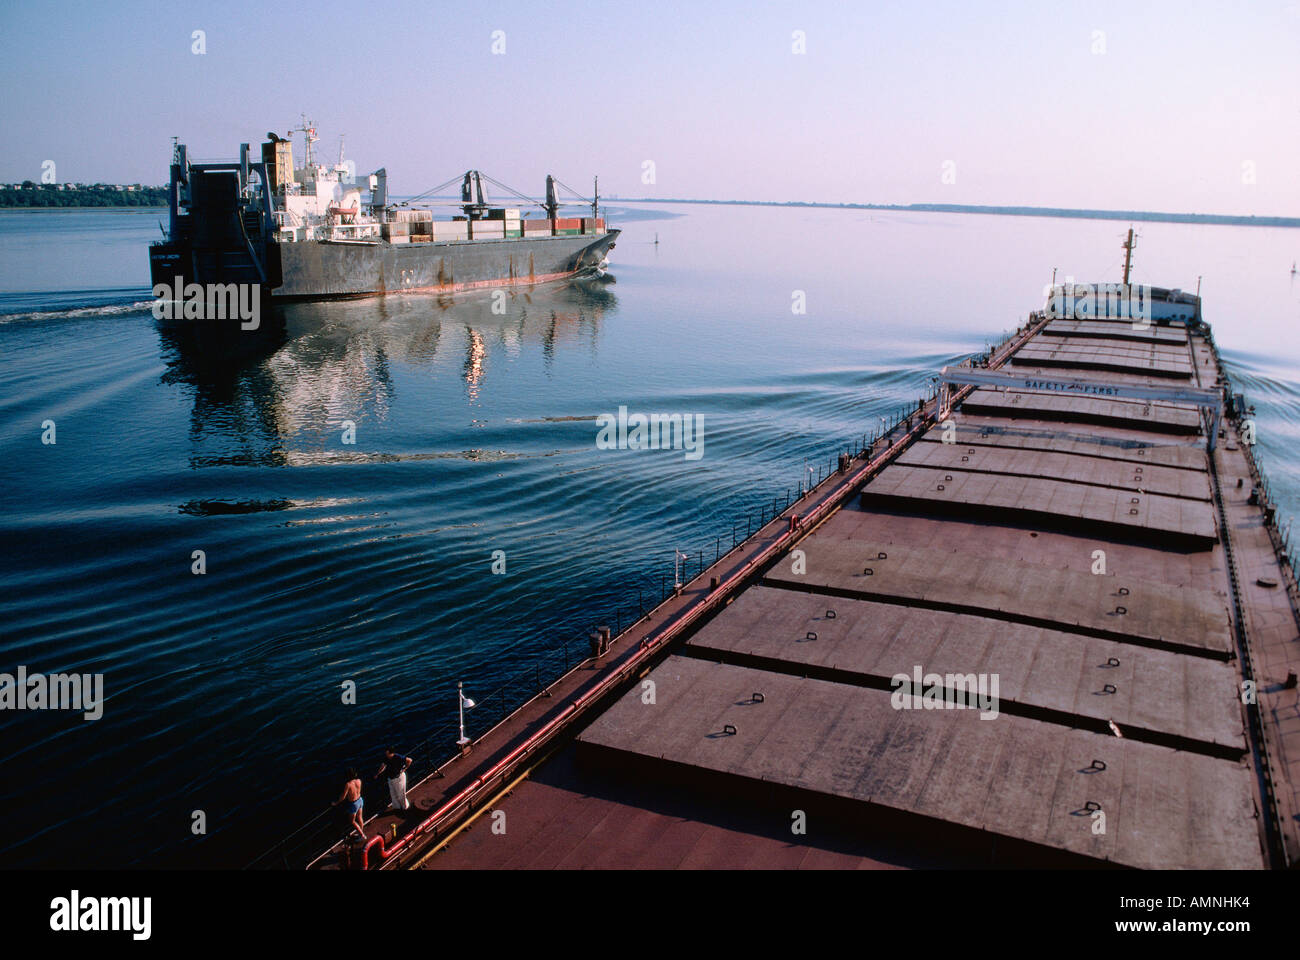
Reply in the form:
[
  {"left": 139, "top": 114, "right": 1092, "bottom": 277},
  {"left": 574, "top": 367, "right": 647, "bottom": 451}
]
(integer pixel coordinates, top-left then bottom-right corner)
[{"left": 304, "top": 290, "right": 1300, "bottom": 871}]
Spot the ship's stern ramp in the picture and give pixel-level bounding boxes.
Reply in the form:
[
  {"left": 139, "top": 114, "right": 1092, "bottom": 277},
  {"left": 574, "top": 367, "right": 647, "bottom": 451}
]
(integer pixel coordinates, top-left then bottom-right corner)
[{"left": 577, "top": 309, "right": 1289, "bottom": 869}]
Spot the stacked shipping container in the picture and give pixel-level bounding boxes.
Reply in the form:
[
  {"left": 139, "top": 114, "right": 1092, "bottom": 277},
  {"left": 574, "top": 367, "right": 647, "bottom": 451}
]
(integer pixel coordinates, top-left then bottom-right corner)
[
  {"left": 378, "top": 213, "right": 605, "bottom": 244},
  {"left": 433, "top": 221, "right": 469, "bottom": 240}
]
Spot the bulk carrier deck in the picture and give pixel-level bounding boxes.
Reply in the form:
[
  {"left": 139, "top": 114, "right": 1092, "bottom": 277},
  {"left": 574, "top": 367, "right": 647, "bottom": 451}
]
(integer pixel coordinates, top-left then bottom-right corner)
[{"left": 287, "top": 279, "right": 1300, "bottom": 872}]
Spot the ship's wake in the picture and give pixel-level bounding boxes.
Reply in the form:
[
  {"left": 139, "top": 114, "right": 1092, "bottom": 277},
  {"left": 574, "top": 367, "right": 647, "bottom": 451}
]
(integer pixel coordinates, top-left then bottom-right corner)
[{"left": 0, "top": 291, "right": 154, "bottom": 325}]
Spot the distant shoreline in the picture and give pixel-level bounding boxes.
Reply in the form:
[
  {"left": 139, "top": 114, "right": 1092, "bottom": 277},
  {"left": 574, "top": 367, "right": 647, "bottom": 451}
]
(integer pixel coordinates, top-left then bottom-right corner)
[
  {"left": 6, "top": 198, "right": 1294, "bottom": 230},
  {"left": 0, "top": 205, "right": 167, "bottom": 212},
  {"left": 0, "top": 184, "right": 170, "bottom": 209},
  {"left": 614, "top": 197, "right": 1300, "bottom": 229}
]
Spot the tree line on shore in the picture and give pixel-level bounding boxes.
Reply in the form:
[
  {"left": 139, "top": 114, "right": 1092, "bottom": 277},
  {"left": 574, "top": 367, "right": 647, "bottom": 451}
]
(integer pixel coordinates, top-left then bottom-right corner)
[{"left": 0, "top": 183, "right": 168, "bottom": 207}]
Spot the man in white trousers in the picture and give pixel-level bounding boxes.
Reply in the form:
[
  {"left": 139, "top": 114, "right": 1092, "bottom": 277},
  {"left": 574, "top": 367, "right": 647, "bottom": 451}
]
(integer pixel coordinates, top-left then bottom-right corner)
[{"left": 374, "top": 746, "right": 413, "bottom": 812}]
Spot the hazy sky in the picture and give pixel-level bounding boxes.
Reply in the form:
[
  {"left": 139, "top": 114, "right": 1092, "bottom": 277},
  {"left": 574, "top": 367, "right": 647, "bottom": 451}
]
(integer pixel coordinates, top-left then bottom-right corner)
[{"left": 1, "top": 0, "right": 1297, "bottom": 214}]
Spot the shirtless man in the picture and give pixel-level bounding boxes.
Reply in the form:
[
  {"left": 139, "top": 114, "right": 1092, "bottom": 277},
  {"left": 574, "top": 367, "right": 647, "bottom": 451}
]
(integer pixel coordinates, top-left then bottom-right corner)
[{"left": 333, "top": 767, "right": 366, "bottom": 841}]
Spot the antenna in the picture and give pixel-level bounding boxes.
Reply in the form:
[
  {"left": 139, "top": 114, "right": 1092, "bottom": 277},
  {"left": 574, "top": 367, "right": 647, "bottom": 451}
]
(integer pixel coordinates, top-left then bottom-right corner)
[
  {"left": 1121, "top": 227, "right": 1138, "bottom": 285},
  {"left": 337, "top": 134, "right": 346, "bottom": 165},
  {"left": 293, "top": 114, "right": 319, "bottom": 169}
]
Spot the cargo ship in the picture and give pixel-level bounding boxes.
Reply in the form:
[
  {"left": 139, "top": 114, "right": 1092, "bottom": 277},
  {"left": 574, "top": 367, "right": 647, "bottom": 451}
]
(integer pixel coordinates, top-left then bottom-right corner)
[
  {"left": 246, "top": 248, "right": 1300, "bottom": 871},
  {"left": 148, "top": 120, "right": 620, "bottom": 302}
]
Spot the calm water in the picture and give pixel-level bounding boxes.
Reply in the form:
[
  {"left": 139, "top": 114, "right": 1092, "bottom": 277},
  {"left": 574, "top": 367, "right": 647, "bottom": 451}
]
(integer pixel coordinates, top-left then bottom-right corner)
[{"left": 1, "top": 204, "right": 1298, "bottom": 868}]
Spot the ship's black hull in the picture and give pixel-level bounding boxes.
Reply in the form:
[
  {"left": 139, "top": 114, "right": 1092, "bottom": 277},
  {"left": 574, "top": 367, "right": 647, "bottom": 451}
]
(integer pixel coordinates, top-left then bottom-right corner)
[{"left": 149, "top": 230, "right": 620, "bottom": 302}]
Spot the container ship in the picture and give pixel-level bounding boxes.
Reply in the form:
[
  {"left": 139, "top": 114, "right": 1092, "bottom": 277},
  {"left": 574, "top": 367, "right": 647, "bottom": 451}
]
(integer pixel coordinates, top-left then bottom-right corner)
[{"left": 148, "top": 120, "right": 619, "bottom": 302}]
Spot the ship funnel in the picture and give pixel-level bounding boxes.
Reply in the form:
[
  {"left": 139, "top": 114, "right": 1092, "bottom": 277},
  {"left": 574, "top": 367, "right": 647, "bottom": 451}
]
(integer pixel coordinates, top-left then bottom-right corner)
[{"left": 261, "top": 137, "right": 293, "bottom": 193}]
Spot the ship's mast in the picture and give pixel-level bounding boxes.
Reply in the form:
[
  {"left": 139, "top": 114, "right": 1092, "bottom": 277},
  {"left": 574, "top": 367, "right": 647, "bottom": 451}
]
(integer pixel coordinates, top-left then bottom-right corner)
[
  {"left": 294, "top": 114, "right": 319, "bottom": 170},
  {"left": 1122, "top": 226, "right": 1137, "bottom": 285}
]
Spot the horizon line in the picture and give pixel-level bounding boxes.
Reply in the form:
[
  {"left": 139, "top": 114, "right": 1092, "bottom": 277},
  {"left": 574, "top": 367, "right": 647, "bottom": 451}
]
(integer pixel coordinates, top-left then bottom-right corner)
[{"left": 608, "top": 198, "right": 1300, "bottom": 228}]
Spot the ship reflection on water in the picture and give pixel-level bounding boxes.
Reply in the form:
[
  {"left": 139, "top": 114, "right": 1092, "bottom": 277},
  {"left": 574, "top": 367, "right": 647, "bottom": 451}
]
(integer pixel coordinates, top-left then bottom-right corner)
[{"left": 154, "top": 275, "right": 618, "bottom": 459}]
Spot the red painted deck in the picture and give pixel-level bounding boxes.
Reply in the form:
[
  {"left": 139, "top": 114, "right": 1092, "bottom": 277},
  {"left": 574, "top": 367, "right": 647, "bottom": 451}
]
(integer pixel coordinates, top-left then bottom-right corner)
[{"left": 313, "top": 293, "right": 1300, "bottom": 871}]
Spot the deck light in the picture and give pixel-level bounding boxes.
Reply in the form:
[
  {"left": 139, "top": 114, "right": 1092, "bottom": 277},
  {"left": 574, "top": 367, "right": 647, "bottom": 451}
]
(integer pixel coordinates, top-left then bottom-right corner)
[{"left": 457, "top": 681, "right": 476, "bottom": 747}]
